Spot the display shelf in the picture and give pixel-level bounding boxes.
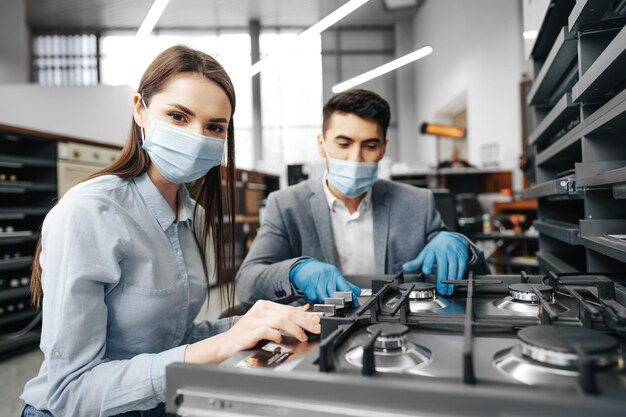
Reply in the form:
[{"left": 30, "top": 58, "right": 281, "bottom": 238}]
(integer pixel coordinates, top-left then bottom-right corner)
[
  {"left": 536, "top": 126, "right": 581, "bottom": 166},
  {"left": 0, "top": 181, "right": 56, "bottom": 193},
  {"left": 568, "top": 0, "right": 626, "bottom": 33},
  {"left": 0, "top": 154, "right": 57, "bottom": 168},
  {"left": 528, "top": 28, "right": 578, "bottom": 106},
  {"left": 0, "top": 330, "right": 40, "bottom": 357},
  {"left": 0, "top": 208, "right": 49, "bottom": 217},
  {"left": 572, "top": 25, "right": 626, "bottom": 102},
  {"left": 536, "top": 250, "right": 580, "bottom": 273},
  {"left": 534, "top": 220, "right": 581, "bottom": 245},
  {"left": 0, "top": 233, "right": 38, "bottom": 245},
  {"left": 0, "top": 256, "right": 35, "bottom": 271},
  {"left": 576, "top": 161, "right": 626, "bottom": 187},
  {"left": 0, "top": 287, "right": 29, "bottom": 303},
  {"left": 531, "top": 0, "right": 577, "bottom": 59},
  {"left": 580, "top": 219, "right": 626, "bottom": 263},
  {"left": 0, "top": 309, "right": 38, "bottom": 327},
  {"left": 529, "top": 93, "right": 579, "bottom": 147},
  {"left": 522, "top": 178, "right": 571, "bottom": 199}
]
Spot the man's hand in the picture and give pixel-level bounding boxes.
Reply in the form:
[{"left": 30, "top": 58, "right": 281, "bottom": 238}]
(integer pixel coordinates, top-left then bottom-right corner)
[
  {"left": 290, "top": 259, "right": 361, "bottom": 304},
  {"left": 402, "top": 232, "right": 469, "bottom": 295}
]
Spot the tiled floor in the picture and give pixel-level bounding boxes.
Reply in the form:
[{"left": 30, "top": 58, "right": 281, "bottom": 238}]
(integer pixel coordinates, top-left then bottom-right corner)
[{"left": 1, "top": 349, "right": 44, "bottom": 416}]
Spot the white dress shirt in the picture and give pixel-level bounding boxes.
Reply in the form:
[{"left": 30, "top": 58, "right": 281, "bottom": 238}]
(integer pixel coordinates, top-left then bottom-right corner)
[{"left": 322, "top": 175, "right": 376, "bottom": 275}]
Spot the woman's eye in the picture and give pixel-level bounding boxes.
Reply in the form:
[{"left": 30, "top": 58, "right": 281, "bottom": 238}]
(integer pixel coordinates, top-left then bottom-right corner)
[
  {"left": 169, "top": 112, "right": 187, "bottom": 122},
  {"left": 337, "top": 143, "right": 350, "bottom": 148},
  {"left": 206, "top": 124, "right": 224, "bottom": 133}
]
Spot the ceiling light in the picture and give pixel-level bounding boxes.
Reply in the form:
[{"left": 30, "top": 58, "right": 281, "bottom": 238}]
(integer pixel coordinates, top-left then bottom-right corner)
[
  {"left": 249, "top": 0, "right": 371, "bottom": 77},
  {"left": 332, "top": 45, "right": 433, "bottom": 93},
  {"left": 136, "top": 0, "right": 171, "bottom": 37},
  {"left": 522, "top": 30, "right": 538, "bottom": 40}
]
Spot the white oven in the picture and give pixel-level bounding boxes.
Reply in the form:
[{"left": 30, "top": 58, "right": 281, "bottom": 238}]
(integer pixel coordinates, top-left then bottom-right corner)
[{"left": 57, "top": 142, "right": 120, "bottom": 197}]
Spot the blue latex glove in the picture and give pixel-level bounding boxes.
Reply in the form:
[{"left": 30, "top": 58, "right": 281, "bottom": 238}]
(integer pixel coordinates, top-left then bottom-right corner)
[
  {"left": 402, "top": 232, "right": 469, "bottom": 296},
  {"left": 289, "top": 258, "right": 361, "bottom": 305}
]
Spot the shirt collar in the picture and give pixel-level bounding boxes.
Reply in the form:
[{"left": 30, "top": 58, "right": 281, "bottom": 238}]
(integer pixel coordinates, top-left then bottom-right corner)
[
  {"left": 134, "top": 173, "right": 194, "bottom": 231},
  {"left": 321, "top": 173, "right": 372, "bottom": 213}
]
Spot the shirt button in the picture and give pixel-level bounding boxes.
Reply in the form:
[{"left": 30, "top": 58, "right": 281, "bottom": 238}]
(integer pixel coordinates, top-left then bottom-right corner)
[{"left": 53, "top": 351, "right": 62, "bottom": 358}]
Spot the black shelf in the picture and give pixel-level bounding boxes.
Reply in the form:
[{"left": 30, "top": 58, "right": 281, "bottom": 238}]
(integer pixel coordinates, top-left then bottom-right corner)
[
  {"left": 0, "top": 181, "right": 56, "bottom": 193},
  {"left": 0, "top": 233, "right": 38, "bottom": 245},
  {"left": 580, "top": 219, "right": 626, "bottom": 263},
  {"left": 531, "top": 0, "right": 577, "bottom": 59},
  {"left": 0, "top": 208, "right": 50, "bottom": 218},
  {"left": 0, "top": 309, "right": 38, "bottom": 327},
  {"left": 568, "top": 0, "right": 626, "bottom": 33},
  {"left": 528, "top": 27, "right": 578, "bottom": 106},
  {"left": 534, "top": 220, "right": 581, "bottom": 245},
  {"left": 536, "top": 250, "right": 580, "bottom": 273},
  {"left": 0, "top": 330, "right": 40, "bottom": 358},
  {"left": 572, "top": 25, "right": 626, "bottom": 102},
  {"left": 522, "top": 178, "right": 570, "bottom": 199},
  {"left": 529, "top": 93, "right": 579, "bottom": 146},
  {"left": 0, "top": 256, "right": 34, "bottom": 271},
  {"left": 0, "top": 154, "right": 56, "bottom": 168},
  {"left": 576, "top": 161, "right": 626, "bottom": 187},
  {"left": 0, "top": 287, "right": 30, "bottom": 303}
]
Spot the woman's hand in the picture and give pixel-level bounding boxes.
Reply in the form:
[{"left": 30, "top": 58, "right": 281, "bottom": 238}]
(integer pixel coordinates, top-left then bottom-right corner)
[{"left": 184, "top": 300, "right": 321, "bottom": 364}]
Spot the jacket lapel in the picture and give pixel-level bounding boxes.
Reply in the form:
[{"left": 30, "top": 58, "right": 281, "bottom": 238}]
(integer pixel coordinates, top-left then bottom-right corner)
[
  {"left": 308, "top": 179, "right": 339, "bottom": 266},
  {"left": 372, "top": 180, "right": 390, "bottom": 273}
]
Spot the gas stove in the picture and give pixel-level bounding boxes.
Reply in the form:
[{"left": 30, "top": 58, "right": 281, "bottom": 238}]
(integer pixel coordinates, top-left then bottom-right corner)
[{"left": 166, "top": 272, "right": 626, "bottom": 416}]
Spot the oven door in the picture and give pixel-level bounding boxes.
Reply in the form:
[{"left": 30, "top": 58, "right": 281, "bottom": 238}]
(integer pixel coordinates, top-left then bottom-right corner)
[{"left": 57, "top": 161, "right": 102, "bottom": 198}]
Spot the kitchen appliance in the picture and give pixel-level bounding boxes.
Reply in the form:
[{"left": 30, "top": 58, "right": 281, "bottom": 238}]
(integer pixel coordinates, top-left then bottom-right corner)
[{"left": 166, "top": 271, "right": 626, "bottom": 416}]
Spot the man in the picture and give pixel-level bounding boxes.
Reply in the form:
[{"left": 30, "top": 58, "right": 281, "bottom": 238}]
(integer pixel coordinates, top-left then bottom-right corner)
[{"left": 236, "top": 89, "right": 488, "bottom": 306}]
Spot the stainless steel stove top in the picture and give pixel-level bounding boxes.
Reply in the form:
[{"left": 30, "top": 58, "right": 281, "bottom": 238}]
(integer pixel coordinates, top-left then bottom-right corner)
[{"left": 166, "top": 272, "right": 626, "bottom": 417}]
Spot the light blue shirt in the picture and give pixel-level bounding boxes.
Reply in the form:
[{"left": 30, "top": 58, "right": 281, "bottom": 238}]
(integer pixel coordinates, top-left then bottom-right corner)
[{"left": 21, "top": 173, "right": 233, "bottom": 416}]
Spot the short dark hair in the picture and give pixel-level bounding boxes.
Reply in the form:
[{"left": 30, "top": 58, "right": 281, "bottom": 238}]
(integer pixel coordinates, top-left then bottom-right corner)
[{"left": 322, "top": 88, "right": 391, "bottom": 138}]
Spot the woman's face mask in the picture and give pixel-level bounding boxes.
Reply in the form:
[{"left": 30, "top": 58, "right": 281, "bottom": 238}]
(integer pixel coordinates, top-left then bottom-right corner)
[
  {"left": 140, "top": 98, "right": 225, "bottom": 184},
  {"left": 321, "top": 139, "right": 379, "bottom": 198}
]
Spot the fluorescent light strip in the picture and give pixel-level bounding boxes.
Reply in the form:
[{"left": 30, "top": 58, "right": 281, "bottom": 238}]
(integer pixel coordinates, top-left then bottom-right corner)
[
  {"left": 522, "top": 30, "right": 539, "bottom": 40},
  {"left": 136, "top": 0, "right": 171, "bottom": 37},
  {"left": 332, "top": 45, "right": 433, "bottom": 93},
  {"left": 249, "top": 0, "right": 371, "bottom": 77}
]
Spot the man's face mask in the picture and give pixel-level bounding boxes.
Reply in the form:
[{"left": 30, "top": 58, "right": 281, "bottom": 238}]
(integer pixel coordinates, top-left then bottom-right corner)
[
  {"left": 321, "top": 139, "right": 379, "bottom": 198},
  {"left": 140, "top": 97, "right": 225, "bottom": 184}
]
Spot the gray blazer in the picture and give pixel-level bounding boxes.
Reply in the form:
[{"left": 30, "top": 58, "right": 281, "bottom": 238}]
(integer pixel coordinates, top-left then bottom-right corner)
[{"left": 235, "top": 178, "right": 488, "bottom": 305}]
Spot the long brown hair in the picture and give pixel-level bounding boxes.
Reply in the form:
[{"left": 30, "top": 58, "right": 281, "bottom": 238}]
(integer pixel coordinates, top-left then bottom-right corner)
[{"left": 31, "top": 45, "right": 237, "bottom": 314}]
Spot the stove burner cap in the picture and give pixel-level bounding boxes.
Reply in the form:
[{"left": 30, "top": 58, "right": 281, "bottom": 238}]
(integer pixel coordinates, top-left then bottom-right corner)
[
  {"left": 518, "top": 326, "right": 619, "bottom": 368},
  {"left": 367, "top": 323, "right": 409, "bottom": 351},
  {"left": 399, "top": 282, "right": 436, "bottom": 300},
  {"left": 508, "top": 283, "right": 552, "bottom": 302}
]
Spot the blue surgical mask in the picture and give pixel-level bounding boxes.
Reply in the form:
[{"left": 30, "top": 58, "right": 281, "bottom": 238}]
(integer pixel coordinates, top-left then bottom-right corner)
[
  {"left": 140, "top": 98, "right": 225, "bottom": 184},
  {"left": 321, "top": 139, "right": 378, "bottom": 198}
]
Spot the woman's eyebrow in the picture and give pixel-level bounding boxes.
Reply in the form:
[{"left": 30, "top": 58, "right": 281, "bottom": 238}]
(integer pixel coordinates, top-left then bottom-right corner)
[{"left": 167, "top": 103, "right": 229, "bottom": 123}]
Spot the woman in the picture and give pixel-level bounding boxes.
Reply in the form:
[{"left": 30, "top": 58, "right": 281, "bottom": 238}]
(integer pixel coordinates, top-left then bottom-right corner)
[{"left": 20, "top": 45, "right": 320, "bottom": 417}]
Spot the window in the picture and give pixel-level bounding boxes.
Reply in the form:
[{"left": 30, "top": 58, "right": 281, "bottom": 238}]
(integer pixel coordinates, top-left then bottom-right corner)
[
  {"left": 259, "top": 30, "right": 323, "bottom": 175},
  {"left": 32, "top": 34, "right": 98, "bottom": 86}
]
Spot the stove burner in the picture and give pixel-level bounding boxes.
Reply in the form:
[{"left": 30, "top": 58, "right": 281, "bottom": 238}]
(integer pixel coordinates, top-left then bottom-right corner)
[
  {"left": 508, "top": 283, "right": 553, "bottom": 302},
  {"left": 518, "top": 326, "right": 620, "bottom": 368},
  {"left": 366, "top": 324, "right": 408, "bottom": 351},
  {"left": 400, "top": 282, "right": 436, "bottom": 300},
  {"left": 345, "top": 325, "right": 432, "bottom": 373},
  {"left": 390, "top": 283, "right": 449, "bottom": 313},
  {"left": 494, "top": 325, "right": 623, "bottom": 387},
  {"left": 492, "top": 284, "right": 568, "bottom": 316}
]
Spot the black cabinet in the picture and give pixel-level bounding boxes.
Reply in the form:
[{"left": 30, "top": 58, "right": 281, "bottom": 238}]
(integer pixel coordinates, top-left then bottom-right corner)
[
  {"left": 0, "top": 127, "right": 57, "bottom": 358},
  {"left": 523, "top": 0, "right": 626, "bottom": 274}
]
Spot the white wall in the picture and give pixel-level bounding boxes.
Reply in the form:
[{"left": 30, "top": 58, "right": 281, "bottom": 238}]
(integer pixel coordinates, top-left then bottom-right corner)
[
  {"left": 0, "top": 0, "right": 29, "bottom": 84},
  {"left": 0, "top": 84, "right": 135, "bottom": 146},
  {"left": 409, "top": 0, "right": 526, "bottom": 190}
]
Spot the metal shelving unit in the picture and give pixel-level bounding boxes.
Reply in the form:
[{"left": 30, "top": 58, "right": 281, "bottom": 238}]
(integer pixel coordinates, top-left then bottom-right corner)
[
  {"left": 0, "top": 128, "right": 57, "bottom": 358},
  {"left": 525, "top": 0, "right": 626, "bottom": 274}
]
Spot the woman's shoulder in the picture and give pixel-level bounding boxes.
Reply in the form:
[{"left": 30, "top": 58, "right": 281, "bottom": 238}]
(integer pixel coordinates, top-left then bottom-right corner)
[{"left": 64, "top": 175, "right": 131, "bottom": 198}]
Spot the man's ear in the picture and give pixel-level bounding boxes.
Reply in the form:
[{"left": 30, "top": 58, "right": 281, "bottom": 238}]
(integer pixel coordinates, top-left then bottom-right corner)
[
  {"left": 132, "top": 93, "right": 147, "bottom": 129},
  {"left": 317, "top": 133, "right": 326, "bottom": 158},
  {"left": 379, "top": 138, "right": 389, "bottom": 161}
]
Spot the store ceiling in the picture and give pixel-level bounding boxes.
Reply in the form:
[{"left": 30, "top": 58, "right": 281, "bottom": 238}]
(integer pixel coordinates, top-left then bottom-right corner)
[{"left": 26, "top": 0, "right": 421, "bottom": 31}]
